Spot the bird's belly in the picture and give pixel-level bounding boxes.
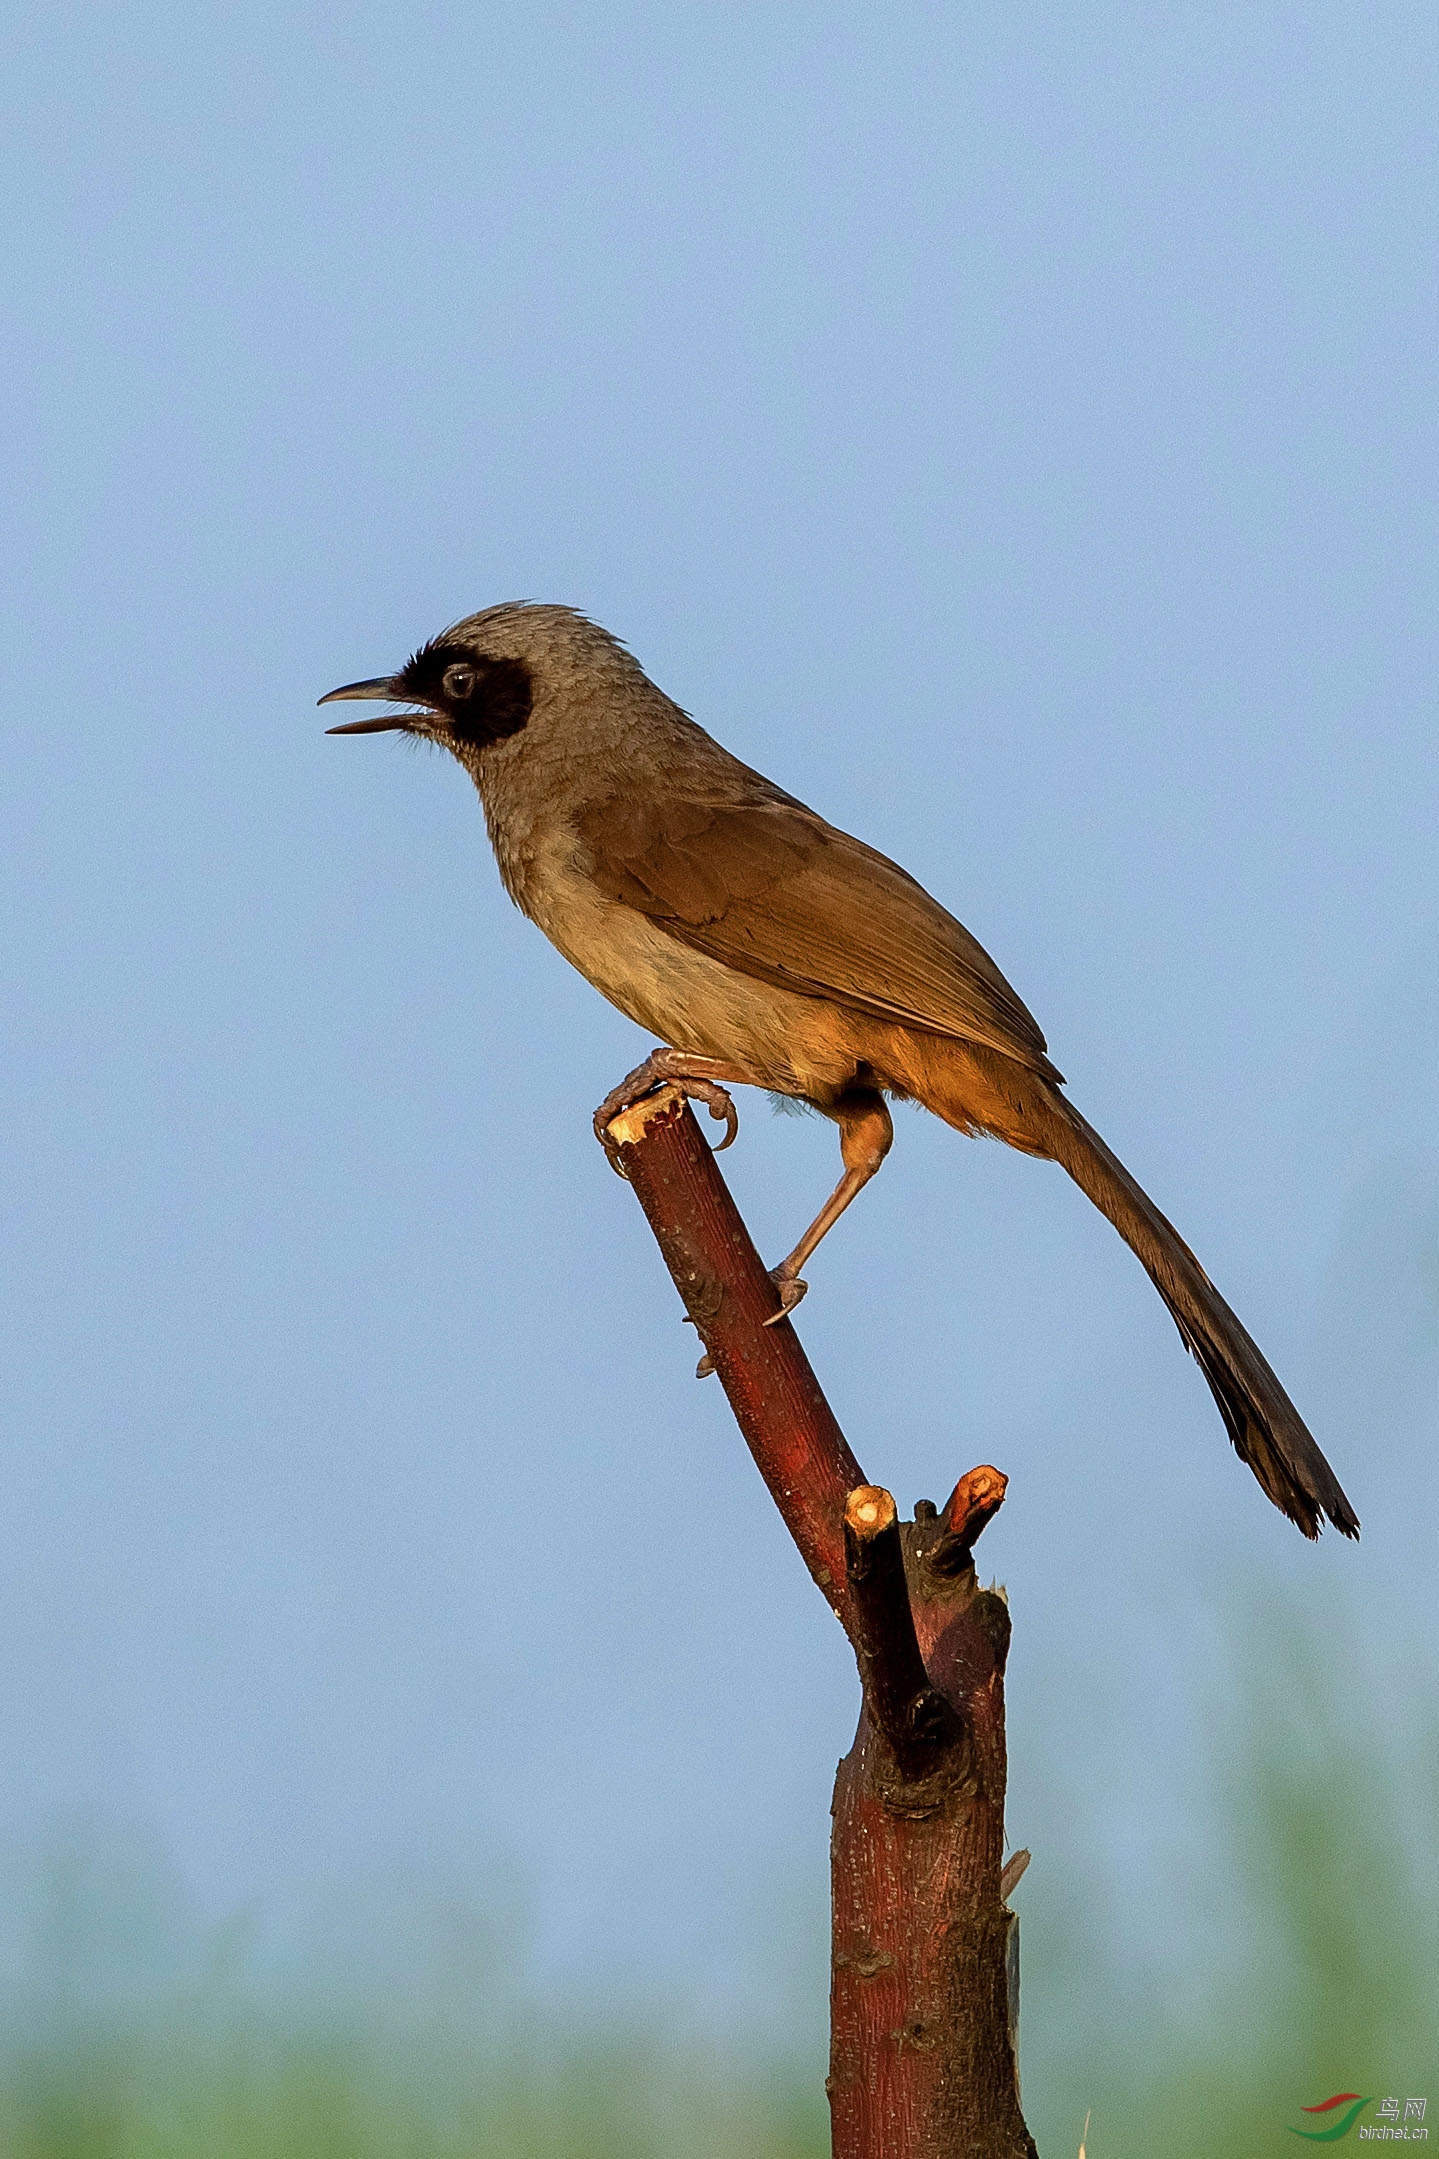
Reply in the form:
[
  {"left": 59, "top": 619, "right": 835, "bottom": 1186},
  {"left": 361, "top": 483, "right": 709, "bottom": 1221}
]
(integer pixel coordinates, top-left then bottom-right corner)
[{"left": 522, "top": 858, "right": 860, "bottom": 1100}]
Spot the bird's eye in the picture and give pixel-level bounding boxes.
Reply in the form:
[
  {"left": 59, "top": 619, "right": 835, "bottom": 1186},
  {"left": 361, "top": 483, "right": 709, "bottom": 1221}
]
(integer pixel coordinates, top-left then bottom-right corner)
[{"left": 442, "top": 662, "right": 477, "bottom": 700}]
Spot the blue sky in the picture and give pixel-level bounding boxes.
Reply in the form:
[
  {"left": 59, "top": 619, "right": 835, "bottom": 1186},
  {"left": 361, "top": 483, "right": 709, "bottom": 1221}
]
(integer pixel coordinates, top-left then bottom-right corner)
[{"left": 3, "top": 0, "right": 1437, "bottom": 2028}]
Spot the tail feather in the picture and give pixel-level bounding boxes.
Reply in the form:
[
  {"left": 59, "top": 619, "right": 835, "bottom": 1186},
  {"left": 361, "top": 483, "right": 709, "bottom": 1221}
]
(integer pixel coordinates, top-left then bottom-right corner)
[{"left": 1043, "top": 1099, "right": 1358, "bottom": 1539}]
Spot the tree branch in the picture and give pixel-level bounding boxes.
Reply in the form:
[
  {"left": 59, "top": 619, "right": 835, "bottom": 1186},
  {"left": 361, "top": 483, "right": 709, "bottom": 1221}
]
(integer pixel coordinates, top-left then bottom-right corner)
[
  {"left": 603, "top": 1084, "right": 865, "bottom": 1622},
  {"left": 843, "top": 1485, "right": 964, "bottom": 1783},
  {"left": 600, "top": 1081, "right": 1035, "bottom": 2156},
  {"left": 928, "top": 1464, "right": 1009, "bottom": 1578}
]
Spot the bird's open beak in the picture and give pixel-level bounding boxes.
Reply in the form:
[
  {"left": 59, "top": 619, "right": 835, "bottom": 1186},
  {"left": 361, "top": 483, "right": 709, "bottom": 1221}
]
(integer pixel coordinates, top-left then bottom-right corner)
[{"left": 319, "top": 677, "right": 409, "bottom": 733}]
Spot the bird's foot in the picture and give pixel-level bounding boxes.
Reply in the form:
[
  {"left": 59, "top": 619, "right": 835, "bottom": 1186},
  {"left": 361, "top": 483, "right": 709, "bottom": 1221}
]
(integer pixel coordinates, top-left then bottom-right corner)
[
  {"left": 762, "top": 1270, "right": 808, "bottom": 1324},
  {"left": 670, "top": 1075, "right": 739, "bottom": 1148},
  {"left": 695, "top": 1272, "right": 803, "bottom": 1372},
  {"left": 594, "top": 1053, "right": 740, "bottom": 1174}
]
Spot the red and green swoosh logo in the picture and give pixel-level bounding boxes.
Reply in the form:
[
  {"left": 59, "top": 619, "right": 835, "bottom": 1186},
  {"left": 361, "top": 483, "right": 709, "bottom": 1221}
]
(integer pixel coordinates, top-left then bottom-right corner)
[{"left": 1289, "top": 2095, "right": 1375, "bottom": 2141}]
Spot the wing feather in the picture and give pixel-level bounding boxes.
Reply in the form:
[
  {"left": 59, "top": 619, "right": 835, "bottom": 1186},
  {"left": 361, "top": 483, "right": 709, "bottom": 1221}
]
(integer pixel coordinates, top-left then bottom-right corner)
[{"left": 575, "top": 785, "right": 1058, "bottom": 1079}]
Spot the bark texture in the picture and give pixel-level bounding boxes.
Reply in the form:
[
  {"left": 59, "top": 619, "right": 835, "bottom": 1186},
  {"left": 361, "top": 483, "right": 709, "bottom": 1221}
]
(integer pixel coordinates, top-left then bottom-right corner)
[{"left": 603, "top": 1083, "right": 1035, "bottom": 2158}]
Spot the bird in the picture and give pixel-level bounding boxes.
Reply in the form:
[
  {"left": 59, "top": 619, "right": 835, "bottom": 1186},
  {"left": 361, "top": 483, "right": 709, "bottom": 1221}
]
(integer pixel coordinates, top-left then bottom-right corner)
[{"left": 322, "top": 601, "right": 1358, "bottom": 1540}]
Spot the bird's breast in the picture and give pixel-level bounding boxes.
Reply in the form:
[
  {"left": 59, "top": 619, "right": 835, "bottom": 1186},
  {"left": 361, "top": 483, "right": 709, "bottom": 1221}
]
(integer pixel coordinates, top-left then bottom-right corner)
[{"left": 507, "top": 830, "right": 866, "bottom": 1102}]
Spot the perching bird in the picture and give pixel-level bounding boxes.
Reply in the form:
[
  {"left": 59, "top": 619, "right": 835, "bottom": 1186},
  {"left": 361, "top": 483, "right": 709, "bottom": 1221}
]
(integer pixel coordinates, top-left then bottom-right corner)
[{"left": 323, "top": 602, "right": 1358, "bottom": 1540}]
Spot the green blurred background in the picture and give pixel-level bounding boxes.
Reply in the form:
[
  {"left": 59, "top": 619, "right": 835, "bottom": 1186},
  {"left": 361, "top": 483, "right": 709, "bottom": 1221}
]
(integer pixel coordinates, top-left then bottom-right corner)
[{"left": 1, "top": 1593, "right": 1431, "bottom": 2158}]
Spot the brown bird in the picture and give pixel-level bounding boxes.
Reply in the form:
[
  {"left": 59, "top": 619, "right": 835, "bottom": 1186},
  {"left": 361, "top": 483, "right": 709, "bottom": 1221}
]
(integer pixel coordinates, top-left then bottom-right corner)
[{"left": 323, "top": 602, "right": 1358, "bottom": 1540}]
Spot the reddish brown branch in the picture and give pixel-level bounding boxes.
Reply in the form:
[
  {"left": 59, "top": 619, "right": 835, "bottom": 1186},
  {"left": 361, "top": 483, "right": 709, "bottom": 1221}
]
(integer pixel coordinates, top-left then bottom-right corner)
[
  {"left": 601, "top": 1086, "right": 1035, "bottom": 2158},
  {"left": 603, "top": 1085, "right": 865, "bottom": 1621},
  {"left": 928, "top": 1464, "right": 1009, "bottom": 1578},
  {"left": 843, "top": 1486, "right": 963, "bottom": 1783}
]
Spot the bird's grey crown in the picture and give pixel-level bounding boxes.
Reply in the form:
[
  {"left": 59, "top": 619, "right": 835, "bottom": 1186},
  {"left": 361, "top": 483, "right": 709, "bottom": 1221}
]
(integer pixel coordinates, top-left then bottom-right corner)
[{"left": 438, "top": 600, "right": 648, "bottom": 685}]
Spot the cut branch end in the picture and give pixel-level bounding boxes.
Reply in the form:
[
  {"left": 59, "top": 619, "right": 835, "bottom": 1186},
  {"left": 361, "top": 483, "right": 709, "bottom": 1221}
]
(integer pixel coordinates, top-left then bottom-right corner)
[
  {"left": 603, "top": 1081, "right": 686, "bottom": 1151},
  {"left": 929, "top": 1464, "right": 1010, "bottom": 1577},
  {"left": 843, "top": 1485, "right": 965, "bottom": 1786},
  {"left": 844, "top": 1484, "right": 897, "bottom": 1540}
]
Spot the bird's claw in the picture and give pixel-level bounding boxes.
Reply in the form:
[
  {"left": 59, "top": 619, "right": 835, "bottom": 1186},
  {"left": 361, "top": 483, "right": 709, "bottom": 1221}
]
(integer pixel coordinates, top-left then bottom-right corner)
[
  {"left": 685, "top": 1078, "right": 739, "bottom": 1151},
  {"left": 593, "top": 1086, "right": 636, "bottom": 1166},
  {"left": 762, "top": 1272, "right": 808, "bottom": 1324},
  {"left": 593, "top": 1066, "right": 739, "bottom": 1172},
  {"left": 700, "top": 1271, "right": 803, "bottom": 1368}
]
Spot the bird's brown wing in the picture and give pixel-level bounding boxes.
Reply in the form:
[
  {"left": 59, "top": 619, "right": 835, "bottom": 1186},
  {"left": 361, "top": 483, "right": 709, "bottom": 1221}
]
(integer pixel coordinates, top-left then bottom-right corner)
[{"left": 575, "top": 784, "right": 1057, "bottom": 1077}]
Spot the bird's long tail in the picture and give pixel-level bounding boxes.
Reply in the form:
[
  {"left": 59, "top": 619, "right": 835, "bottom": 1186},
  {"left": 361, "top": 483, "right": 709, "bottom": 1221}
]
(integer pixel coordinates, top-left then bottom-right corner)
[{"left": 1036, "top": 1095, "right": 1358, "bottom": 1538}]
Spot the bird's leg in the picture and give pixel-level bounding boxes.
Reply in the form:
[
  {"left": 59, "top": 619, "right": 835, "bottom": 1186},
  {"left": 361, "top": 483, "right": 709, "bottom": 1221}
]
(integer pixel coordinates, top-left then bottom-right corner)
[
  {"left": 594, "top": 1047, "right": 758, "bottom": 1166},
  {"left": 765, "top": 1088, "right": 894, "bottom": 1318}
]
